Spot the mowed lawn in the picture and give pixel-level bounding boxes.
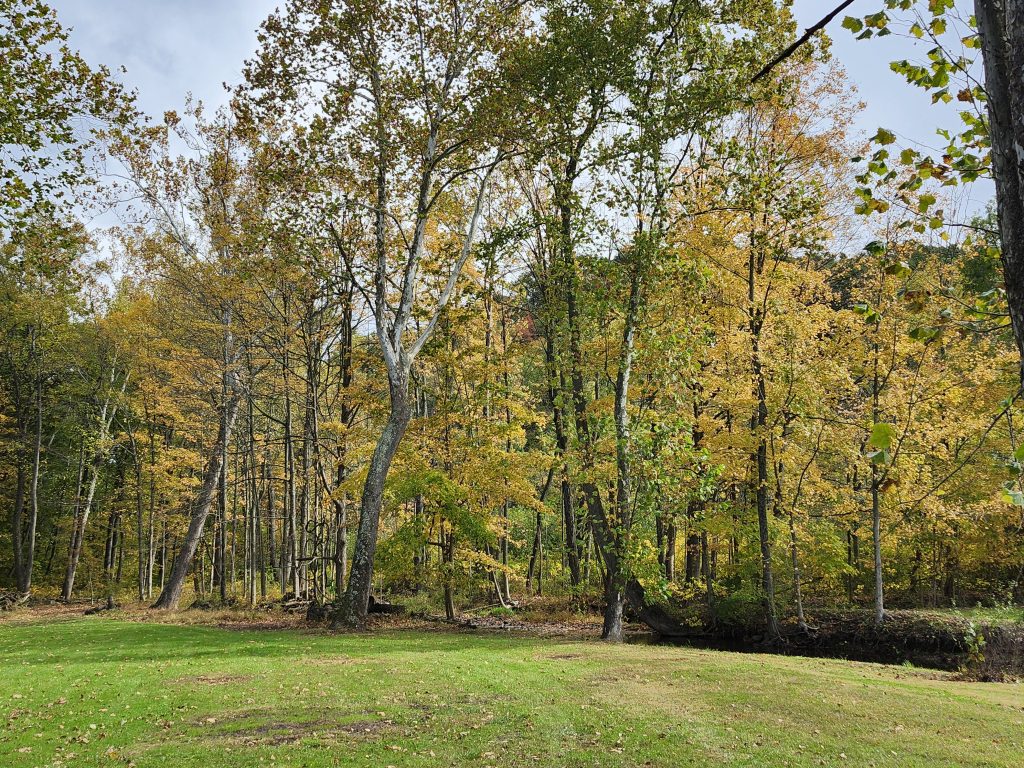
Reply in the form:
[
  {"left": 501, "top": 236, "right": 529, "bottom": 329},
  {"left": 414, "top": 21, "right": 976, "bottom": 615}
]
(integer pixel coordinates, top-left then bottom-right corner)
[{"left": 1, "top": 617, "right": 1022, "bottom": 767}]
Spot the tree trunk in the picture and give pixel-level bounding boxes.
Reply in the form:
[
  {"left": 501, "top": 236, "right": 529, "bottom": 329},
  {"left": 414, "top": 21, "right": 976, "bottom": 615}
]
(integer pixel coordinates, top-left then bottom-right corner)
[
  {"left": 976, "top": 0, "right": 1024, "bottom": 385},
  {"left": 555, "top": 170, "right": 623, "bottom": 639},
  {"left": 62, "top": 457, "right": 100, "bottom": 601},
  {"left": 128, "top": 428, "right": 146, "bottom": 602},
  {"left": 11, "top": 462, "right": 27, "bottom": 594},
  {"left": 442, "top": 525, "right": 456, "bottom": 620},
  {"left": 152, "top": 394, "right": 241, "bottom": 609},
  {"left": 261, "top": 458, "right": 269, "bottom": 598},
  {"left": 146, "top": 424, "right": 157, "bottom": 599},
  {"left": 702, "top": 532, "right": 714, "bottom": 609},
  {"left": 683, "top": 414, "right": 705, "bottom": 584},
  {"left": 602, "top": 582, "right": 625, "bottom": 642},
  {"left": 870, "top": 335, "right": 886, "bottom": 625},
  {"left": 267, "top": 462, "right": 280, "bottom": 591},
  {"left": 748, "top": 230, "right": 780, "bottom": 639},
  {"left": 788, "top": 506, "right": 807, "bottom": 631},
  {"left": 62, "top": 377, "right": 120, "bottom": 601},
  {"left": 216, "top": 372, "right": 230, "bottom": 602},
  {"left": 283, "top": 348, "right": 300, "bottom": 597},
  {"left": 685, "top": 530, "right": 703, "bottom": 583},
  {"left": 871, "top": 463, "right": 885, "bottom": 624},
  {"left": 334, "top": 374, "right": 411, "bottom": 626},
  {"left": 600, "top": 263, "right": 642, "bottom": 642},
  {"left": 17, "top": 378, "right": 43, "bottom": 595},
  {"left": 526, "top": 509, "right": 543, "bottom": 594},
  {"left": 499, "top": 500, "right": 511, "bottom": 603},
  {"left": 541, "top": 331, "right": 582, "bottom": 586},
  {"left": 752, "top": 342, "right": 779, "bottom": 639},
  {"left": 335, "top": 491, "right": 348, "bottom": 596}
]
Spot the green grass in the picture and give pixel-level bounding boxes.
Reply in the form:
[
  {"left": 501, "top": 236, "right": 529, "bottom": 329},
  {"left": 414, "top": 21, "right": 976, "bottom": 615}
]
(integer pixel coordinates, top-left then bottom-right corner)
[
  {"left": 944, "top": 606, "right": 1024, "bottom": 624},
  {"left": 1, "top": 616, "right": 1022, "bottom": 767}
]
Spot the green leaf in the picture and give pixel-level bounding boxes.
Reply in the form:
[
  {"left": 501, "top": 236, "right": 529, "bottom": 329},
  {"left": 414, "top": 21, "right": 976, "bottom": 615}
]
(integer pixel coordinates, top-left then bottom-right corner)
[
  {"left": 874, "top": 128, "right": 897, "bottom": 145},
  {"left": 867, "top": 449, "right": 891, "bottom": 465},
  {"left": 868, "top": 422, "right": 895, "bottom": 450},
  {"left": 865, "top": 11, "right": 889, "bottom": 28},
  {"left": 908, "top": 326, "right": 941, "bottom": 342},
  {"left": 841, "top": 16, "right": 864, "bottom": 32},
  {"left": 1002, "top": 486, "right": 1024, "bottom": 507}
]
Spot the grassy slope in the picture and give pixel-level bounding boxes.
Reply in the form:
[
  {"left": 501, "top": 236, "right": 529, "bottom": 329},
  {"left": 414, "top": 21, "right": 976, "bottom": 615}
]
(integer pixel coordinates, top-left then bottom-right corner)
[{"left": 1, "top": 617, "right": 1022, "bottom": 768}]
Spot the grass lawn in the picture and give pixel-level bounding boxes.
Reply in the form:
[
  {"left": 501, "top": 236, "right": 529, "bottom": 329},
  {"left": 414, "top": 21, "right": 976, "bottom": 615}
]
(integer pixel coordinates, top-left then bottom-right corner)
[
  {"left": 1, "top": 615, "right": 1023, "bottom": 767},
  {"left": 943, "top": 606, "right": 1024, "bottom": 625}
]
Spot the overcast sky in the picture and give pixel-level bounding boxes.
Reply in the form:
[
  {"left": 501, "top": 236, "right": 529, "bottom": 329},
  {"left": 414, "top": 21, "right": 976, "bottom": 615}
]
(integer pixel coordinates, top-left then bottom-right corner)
[{"left": 54, "top": 0, "right": 993, "bottom": 216}]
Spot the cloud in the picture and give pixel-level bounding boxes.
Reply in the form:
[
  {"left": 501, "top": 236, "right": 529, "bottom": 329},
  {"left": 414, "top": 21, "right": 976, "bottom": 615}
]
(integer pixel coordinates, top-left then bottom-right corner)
[{"left": 56, "top": 0, "right": 278, "bottom": 117}]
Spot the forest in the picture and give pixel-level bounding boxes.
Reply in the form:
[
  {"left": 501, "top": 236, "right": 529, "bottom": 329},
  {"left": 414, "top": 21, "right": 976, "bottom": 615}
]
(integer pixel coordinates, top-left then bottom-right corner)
[
  {"left": 3, "top": 0, "right": 1024, "bottom": 648},
  {"left": 4, "top": 1, "right": 1024, "bottom": 766}
]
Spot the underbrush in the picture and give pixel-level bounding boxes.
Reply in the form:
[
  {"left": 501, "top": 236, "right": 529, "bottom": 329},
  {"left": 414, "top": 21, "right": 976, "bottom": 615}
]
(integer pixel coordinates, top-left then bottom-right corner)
[{"left": 644, "top": 594, "right": 1024, "bottom": 679}]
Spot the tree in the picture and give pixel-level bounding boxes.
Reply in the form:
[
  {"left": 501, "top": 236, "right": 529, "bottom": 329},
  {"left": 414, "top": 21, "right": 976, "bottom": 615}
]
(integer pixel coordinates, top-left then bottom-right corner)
[
  {"left": 111, "top": 107, "right": 257, "bottom": 610},
  {"left": 0, "top": 216, "right": 89, "bottom": 596},
  {"left": 974, "top": 0, "right": 1024, "bottom": 384},
  {"left": 842, "top": 1, "right": 1024, "bottom": 386},
  {"left": 515, "top": 0, "right": 792, "bottom": 640},
  {"left": 0, "top": 0, "right": 134, "bottom": 229},
  {"left": 244, "top": 0, "right": 526, "bottom": 624}
]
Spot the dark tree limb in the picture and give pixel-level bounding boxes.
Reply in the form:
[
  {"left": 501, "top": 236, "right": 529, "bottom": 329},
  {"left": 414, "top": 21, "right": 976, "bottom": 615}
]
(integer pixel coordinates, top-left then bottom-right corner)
[{"left": 752, "top": 0, "right": 859, "bottom": 83}]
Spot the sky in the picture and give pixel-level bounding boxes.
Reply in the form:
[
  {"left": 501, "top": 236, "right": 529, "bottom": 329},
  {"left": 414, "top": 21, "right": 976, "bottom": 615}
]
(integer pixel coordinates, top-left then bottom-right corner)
[
  {"left": 57, "top": 0, "right": 278, "bottom": 116},
  {"left": 54, "top": 0, "right": 993, "bottom": 216}
]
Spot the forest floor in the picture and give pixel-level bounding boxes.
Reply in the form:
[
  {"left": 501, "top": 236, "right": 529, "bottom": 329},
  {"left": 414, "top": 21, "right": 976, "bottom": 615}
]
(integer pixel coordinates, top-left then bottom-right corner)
[{"left": 2, "top": 609, "right": 1024, "bottom": 767}]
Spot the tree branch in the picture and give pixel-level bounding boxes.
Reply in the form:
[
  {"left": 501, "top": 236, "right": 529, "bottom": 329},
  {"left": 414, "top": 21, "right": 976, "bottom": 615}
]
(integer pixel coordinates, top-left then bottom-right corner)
[{"left": 751, "top": 0, "right": 858, "bottom": 83}]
